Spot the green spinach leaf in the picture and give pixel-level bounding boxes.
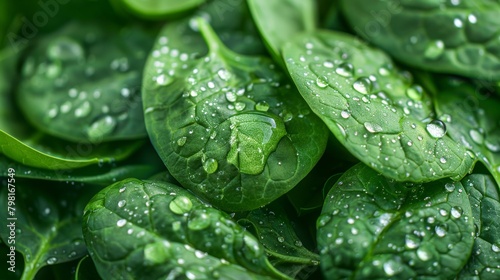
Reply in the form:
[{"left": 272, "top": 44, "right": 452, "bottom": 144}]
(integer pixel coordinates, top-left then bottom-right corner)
[
  {"left": 317, "top": 163, "right": 475, "bottom": 279},
  {"left": 83, "top": 178, "right": 290, "bottom": 279},
  {"left": 111, "top": 0, "right": 205, "bottom": 20},
  {"left": 142, "top": 17, "right": 328, "bottom": 211},
  {"left": 340, "top": 0, "right": 500, "bottom": 80},
  {"left": 237, "top": 199, "right": 320, "bottom": 279},
  {"left": 459, "top": 174, "right": 500, "bottom": 278},
  {"left": 0, "top": 179, "right": 101, "bottom": 280},
  {"left": 247, "top": 0, "right": 316, "bottom": 66},
  {"left": 17, "top": 21, "right": 154, "bottom": 143},
  {"left": 433, "top": 76, "right": 500, "bottom": 187},
  {"left": 283, "top": 30, "right": 475, "bottom": 182}
]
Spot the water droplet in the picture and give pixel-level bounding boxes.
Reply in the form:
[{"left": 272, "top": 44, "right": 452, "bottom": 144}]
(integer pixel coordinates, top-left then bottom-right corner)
[
  {"left": 46, "top": 257, "right": 58, "bottom": 265},
  {"left": 335, "top": 62, "right": 354, "bottom": 77},
  {"left": 235, "top": 102, "right": 246, "bottom": 111},
  {"left": 121, "top": 88, "right": 131, "bottom": 98},
  {"left": 323, "top": 60, "right": 334, "bottom": 68},
  {"left": 177, "top": 137, "right": 187, "bottom": 146},
  {"left": 468, "top": 14, "right": 477, "bottom": 24},
  {"left": 492, "top": 244, "right": 500, "bottom": 252},
  {"left": 485, "top": 140, "right": 500, "bottom": 152},
  {"left": 117, "top": 219, "right": 127, "bottom": 227},
  {"left": 47, "top": 37, "right": 84, "bottom": 62},
  {"left": 383, "top": 260, "right": 402, "bottom": 276},
  {"left": 277, "top": 236, "right": 285, "bottom": 243},
  {"left": 426, "top": 120, "right": 446, "bottom": 138},
  {"left": 440, "top": 157, "right": 447, "bottom": 164},
  {"left": 469, "top": 129, "right": 484, "bottom": 144},
  {"left": 317, "top": 214, "right": 331, "bottom": 227},
  {"left": 424, "top": 40, "right": 445, "bottom": 60},
  {"left": 353, "top": 77, "right": 372, "bottom": 94},
  {"left": 453, "top": 18, "right": 463, "bottom": 28},
  {"left": 445, "top": 183, "right": 455, "bottom": 192},
  {"left": 255, "top": 101, "right": 270, "bottom": 112},
  {"left": 60, "top": 101, "right": 72, "bottom": 113},
  {"left": 450, "top": 206, "right": 463, "bottom": 218},
  {"left": 225, "top": 91, "right": 237, "bottom": 102},
  {"left": 378, "top": 67, "right": 390, "bottom": 76},
  {"left": 294, "top": 240, "right": 303, "bottom": 247},
  {"left": 187, "top": 210, "right": 211, "bottom": 230},
  {"left": 417, "top": 247, "right": 431, "bottom": 261},
  {"left": 74, "top": 101, "right": 91, "bottom": 118},
  {"left": 340, "top": 110, "right": 350, "bottom": 119},
  {"left": 217, "top": 69, "right": 231, "bottom": 81},
  {"left": 406, "top": 85, "right": 423, "bottom": 100},
  {"left": 435, "top": 224, "right": 447, "bottom": 237},
  {"left": 118, "top": 200, "right": 126, "bottom": 208},
  {"left": 316, "top": 76, "right": 328, "bottom": 88},
  {"left": 364, "top": 122, "right": 383, "bottom": 133},
  {"left": 87, "top": 116, "right": 117, "bottom": 140},
  {"left": 156, "top": 74, "right": 170, "bottom": 86},
  {"left": 169, "top": 196, "right": 193, "bottom": 215},
  {"left": 405, "top": 234, "right": 421, "bottom": 249},
  {"left": 47, "top": 104, "right": 58, "bottom": 118},
  {"left": 203, "top": 158, "right": 218, "bottom": 174}
]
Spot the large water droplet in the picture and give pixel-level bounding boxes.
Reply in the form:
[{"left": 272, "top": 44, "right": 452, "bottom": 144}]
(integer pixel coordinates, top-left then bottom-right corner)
[
  {"left": 235, "top": 102, "right": 246, "bottom": 111},
  {"left": 364, "top": 122, "right": 384, "bottom": 133},
  {"left": 469, "top": 129, "right": 484, "bottom": 144},
  {"left": 406, "top": 85, "right": 423, "bottom": 100},
  {"left": 426, "top": 120, "right": 446, "bottom": 138},
  {"left": 335, "top": 62, "right": 354, "bottom": 77},
  {"left": 255, "top": 101, "right": 270, "bottom": 112},
  {"left": 47, "top": 37, "right": 84, "bottom": 62},
  {"left": 405, "top": 234, "right": 421, "bottom": 249},
  {"left": 424, "top": 40, "right": 445, "bottom": 60},
  {"left": 217, "top": 69, "right": 231, "bottom": 81},
  {"left": 203, "top": 158, "right": 218, "bottom": 174},
  {"left": 187, "top": 210, "right": 211, "bottom": 230},
  {"left": 177, "top": 137, "right": 187, "bottom": 146},
  {"left": 118, "top": 200, "right": 126, "bottom": 208},
  {"left": 383, "top": 260, "right": 402, "bottom": 276},
  {"left": 417, "top": 247, "right": 431, "bottom": 261},
  {"left": 87, "top": 116, "right": 117, "bottom": 140},
  {"left": 316, "top": 76, "right": 328, "bottom": 88},
  {"left": 169, "top": 196, "right": 193, "bottom": 215},
  {"left": 435, "top": 224, "right": 448, "bottom": 237},
  {"left": 46, "top": 257, "right": 58, "bottom": 265},
  {"left": 74, "top": 101, "right": 91, "bottom": 118},
  {"left": 47, "top": 104, "right": 59, "bottom": 118},
  {"left": 492, "top": 244, "right": 500, "bottom": 252},
  {"left": 353, "top": 77, "right": 372, "bottom": 94},
  {"left": 450, "top": 206, "right": 463, "bottom": 219},
  {"left": 117, "top": 219, "right": 127, "bottom": 227}
]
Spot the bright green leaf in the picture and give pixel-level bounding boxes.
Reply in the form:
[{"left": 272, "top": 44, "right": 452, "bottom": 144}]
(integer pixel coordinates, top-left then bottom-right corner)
[{"left": 283, "top": 30, "right": 475, "bottom": 182}]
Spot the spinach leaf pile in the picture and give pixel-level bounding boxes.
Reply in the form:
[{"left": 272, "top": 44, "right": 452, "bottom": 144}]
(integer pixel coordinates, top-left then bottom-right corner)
[{"left": 1, "top": 0, "right": 499, "bottom": 279}]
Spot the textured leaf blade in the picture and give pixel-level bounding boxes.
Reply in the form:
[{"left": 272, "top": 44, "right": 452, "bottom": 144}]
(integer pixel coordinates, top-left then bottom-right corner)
[
  {"left": 0, "top": 180, "right": 100, "bottom": 279},
  {"left": 317, "top": 163, "right": 475, "bottom": 279},
  {"left": 83, "top": 178, "right": 289, "bottom": 279},
  {"left": 17, "top": 21, "right": 153, "bottom": 143},
  {"left": 459, "top": 174, "right": 500, "bottom": 278},
  {"left": 283, "top": 30, "right": 475, "bottom": 182},
  {"left": 143, "top": 16, "right": 328, "bottom": 210},
  {"left": 433, "top": 77, "right": 500, "bottom": 187},
  {"left": 340, "top": 0, "right": 500, "bottom": 80}
]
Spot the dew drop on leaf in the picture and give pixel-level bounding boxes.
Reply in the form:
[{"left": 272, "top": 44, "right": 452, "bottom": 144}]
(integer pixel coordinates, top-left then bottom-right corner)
[
  {"left": 116, "top": 219, "right": 127, "bottom": 227},
  {"left": 255, "top": 101, "right": 270, "bottom": 112},
  {"left": 426, "top": 120, "right": 446, "bottom": 138},
  {"left": 177, "top": 137, "right": 187, "bottom": 146},
  {"left": 406, "top": 85, "right": 423, "bottom": 100},
  {"left": 405, "top": 234, "right": 421, "bottom": 249},
  {"left": 118, "top": 200, "right": 126, "bottom": 208},
  {"left": 217, "top": 68, "right": 231, "bottom": 81},
  {"left": 364, "top": 122, "right": 383, "bottom": 133},
  {"left": 169, "top": 196, "right": 193, "bottom": 215},
  {"left": 450, "top": 206, "right": 463, "bottom": 219},
  {"left": 492, "top": 244, "right": 500, "bottom": 252},
  {"left": 234, "top": 102, "right": 246, "bottom": 111},
  {"left": 469, "top": 129, "right": 484, "bottom": 144},
  {"left": 383, "top": 260, "right": 402, "bottom": 276},
  {"left": 87, "top": 115, "right": 117, "bottom": 140},
  {"left": 340, "top": 110, "right": 350, "bottom": 119},
  {"left": 47, "top": 37, "right": 84, "bottom": 62},
  {"left": 416, "top": 247, "right": 431, "bottom": 261},
  {"left": 187, "top": 210, "right": 211, "bottom": 230},
  {"left": 444, "top": 183, "right": 455, "bottom": 192},
  {"left": 440, "top": 157, "right": 447, "bottom": 164},
  {"left": 202, "top": 158, "right": 218, "bottom": 174},
  {"left": 424, "top": 40, "right": 445, "bottom": 60},
  {"left": 316, "top": 76, "right": 328, "bottom": 88},
  {"left": 74, "top": 101, "right": 91, "bottom": 118},
  {"left": 46, "top": 257, "right": 58, "bottom": 265},
  {"left": 435, "top": 224, "right": 448, "bottom": 237},
  {"left": 353, "top": 77, "right": 372, "bottom": 94},
  {"left": 47, "top": 104, "right": 59, "bottom": 118},
  {"left": 335, "top": 62, "right": 354, "bottom": 77}
]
